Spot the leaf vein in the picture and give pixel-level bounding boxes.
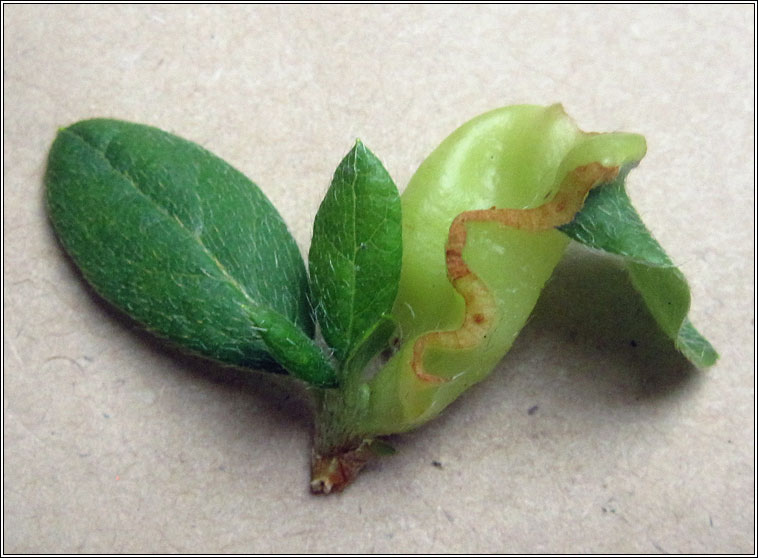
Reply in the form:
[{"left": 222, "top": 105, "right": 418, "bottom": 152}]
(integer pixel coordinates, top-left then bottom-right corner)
[{"left": 64, "top": 128, "right": 264, "bottom": 315}]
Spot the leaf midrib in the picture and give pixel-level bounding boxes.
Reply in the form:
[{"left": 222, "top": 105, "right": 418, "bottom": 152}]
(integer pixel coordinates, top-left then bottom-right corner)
[
  {"left": 346, "top": 146, "right": 359, "bottom": 348},
  {"left": 65, "top": 128, "right": 264, "bottom": 315}
]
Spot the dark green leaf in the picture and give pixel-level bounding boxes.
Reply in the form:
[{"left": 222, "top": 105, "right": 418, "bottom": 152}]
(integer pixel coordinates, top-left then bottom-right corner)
[
  {"left": 560, "top": 167, "right": 718, "bottom": 367},
  {"left": 45, "top": 118, "right": 336, "bottom": 385},
  {"left": 308, "top": 140, "right": 402, "bottom": 365}
]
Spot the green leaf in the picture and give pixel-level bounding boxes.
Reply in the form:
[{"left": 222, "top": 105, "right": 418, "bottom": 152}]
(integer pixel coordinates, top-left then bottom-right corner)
[
  {"left": 250, "top": 308, "right": 337, "bottom": 388},
  {"left": 45, "top": 118, "right": 336, "bottom": 385},
  {"left": 308, "top": 140, "right": 402, "bottom": 365},
  {"left": 343, "top": 314, "right": 398, "bottom": 375},
  {"left": 366, "top": 438, "right": 396, "bottom": 456},
  {"left": 560, "top": 167, "right": 718, "bottom": 367}
]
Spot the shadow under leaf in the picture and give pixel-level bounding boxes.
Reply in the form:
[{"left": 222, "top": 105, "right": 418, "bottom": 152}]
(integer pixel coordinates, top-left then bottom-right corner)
[
  {"left": 523, "top": 242, "right": 702, "bottom": 402},
  {"left": 43, "top": 207, "right": 314, "bottom": 438}
]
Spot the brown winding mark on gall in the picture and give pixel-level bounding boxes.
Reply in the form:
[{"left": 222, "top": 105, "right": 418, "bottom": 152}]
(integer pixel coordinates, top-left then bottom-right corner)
[{"left": 411, "top": 162, "right": 619, "bottom": 383}]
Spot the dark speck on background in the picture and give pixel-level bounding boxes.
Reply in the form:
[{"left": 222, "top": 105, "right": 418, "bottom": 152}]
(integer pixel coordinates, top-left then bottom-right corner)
[{"left": 527, "top": 405, "right": 539, "bottom": 415}]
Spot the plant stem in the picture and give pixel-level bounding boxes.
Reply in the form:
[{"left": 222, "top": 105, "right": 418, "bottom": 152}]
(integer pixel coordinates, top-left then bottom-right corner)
[{"left": 309, "top": 374, "right": 376, "bottom": 494}]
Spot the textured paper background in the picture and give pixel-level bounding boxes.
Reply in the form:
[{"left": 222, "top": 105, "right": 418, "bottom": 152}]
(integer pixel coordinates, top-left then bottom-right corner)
[{"left": 3, "top": 4, "right": 754, "bottom": 553}]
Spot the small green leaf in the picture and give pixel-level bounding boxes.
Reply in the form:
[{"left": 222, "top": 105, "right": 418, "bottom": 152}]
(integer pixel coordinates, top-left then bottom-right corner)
[
  {"left": 250, "top": 308, "right": 336, "bottom": 388},
  {"left": 366, "top": 438, "right": 396, "bottom": 456},
  {"left": 308, "top": 140, "right": 402, "bottom": 365},
  {"left": 45, "top": 118, "right": 326, "bottom": 378},
  {"left": 560, "top": 168, "right": 718, "bottom": 367},
  {"left": 344, "top": 314, "right": 398, "bottom": 375}
]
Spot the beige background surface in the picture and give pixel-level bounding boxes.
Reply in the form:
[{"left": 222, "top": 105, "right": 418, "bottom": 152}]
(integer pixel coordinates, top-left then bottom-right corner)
[{"left": 3, "top": 4, "right": 754, "bottom": 553}]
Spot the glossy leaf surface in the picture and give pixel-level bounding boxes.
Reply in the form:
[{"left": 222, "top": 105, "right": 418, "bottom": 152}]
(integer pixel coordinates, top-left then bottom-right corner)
[{"left": 365, "top": 105, "right": 650, "bottom": 433}]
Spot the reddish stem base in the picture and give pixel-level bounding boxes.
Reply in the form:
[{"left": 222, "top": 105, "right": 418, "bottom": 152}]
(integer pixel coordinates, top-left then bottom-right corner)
[{"left": 309, "top": 442, "right": 375, "bottom": 495}]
